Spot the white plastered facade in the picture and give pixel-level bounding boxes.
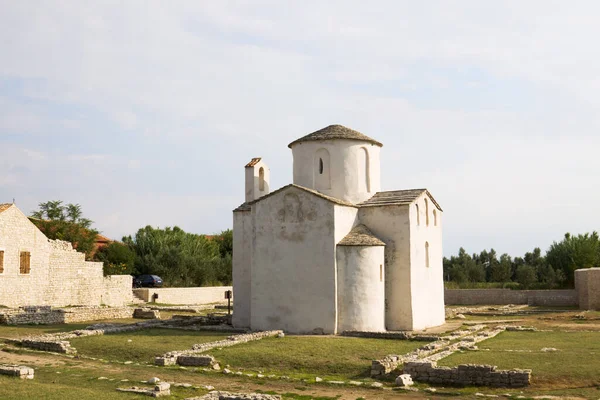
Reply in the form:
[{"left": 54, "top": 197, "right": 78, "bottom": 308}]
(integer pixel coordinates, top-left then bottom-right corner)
[{"left": 232, "top": 125, "right": 444, "bottom": 333}]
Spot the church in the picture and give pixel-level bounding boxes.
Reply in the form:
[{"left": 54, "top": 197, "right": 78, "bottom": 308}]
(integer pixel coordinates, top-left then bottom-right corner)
[{"left": 232, "top": 125, "right": 445, "bottom": 334}]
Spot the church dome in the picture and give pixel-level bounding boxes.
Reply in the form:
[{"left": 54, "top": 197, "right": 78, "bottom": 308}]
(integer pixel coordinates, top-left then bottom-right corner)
[{"left": 288, "top": 125, "right": 383, "bottom": 148}]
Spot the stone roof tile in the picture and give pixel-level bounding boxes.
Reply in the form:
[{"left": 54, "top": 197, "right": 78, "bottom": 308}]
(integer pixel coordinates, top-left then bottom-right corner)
[
  {"left": 288, "top": 125, "right": 383, "bottom": 148},
  {"left": 0, "top": 203, "right": 14, "bottom": 214},
  {"left": 245, "top": 158, "right": 262, "bottom": 168},
  {"left": 338, "top": 224, "right": 385, "bottom": 246},
  {"left": 359, "top": 189, "right": 442, "bottom": 211}
]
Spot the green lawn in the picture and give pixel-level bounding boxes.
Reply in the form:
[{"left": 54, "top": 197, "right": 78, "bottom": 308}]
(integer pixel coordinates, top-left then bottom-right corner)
[
  {"left": 438, "top": 331, "right": 600, "bottom": 387},
  {"left": 69, "top": 329, "right": 230, "bottom": 363},
  {"left": 214, "top": 336, "right": 425, "bottom": 381}
]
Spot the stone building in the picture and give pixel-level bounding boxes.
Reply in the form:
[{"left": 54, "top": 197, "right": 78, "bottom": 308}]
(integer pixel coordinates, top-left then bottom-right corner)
[
  {"left": 232, "top": 125, "right": 445, "bottom": 334},
  {"left": 0, "top": 203, "right": 133, "bottom": 308}
]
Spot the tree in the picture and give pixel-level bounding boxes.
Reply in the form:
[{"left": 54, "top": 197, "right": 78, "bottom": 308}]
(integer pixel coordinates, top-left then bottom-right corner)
[
  {"left": 95, "top": 242, "right": 136, "bottom": 276},
  {"left": 490, "top": 253, "right": 512, "bottom": 283},
  {"left": 516, "top": 265, "right": 537, "bottom": 289},
  {"left": 123, "top": 226, "right": 227, "bottom": 287},
  {"left": 546, "top": 232, "right": 600, "bottom": 286},
  {"left": 30, "top": 200, "right": 97, "bottom": 259}
]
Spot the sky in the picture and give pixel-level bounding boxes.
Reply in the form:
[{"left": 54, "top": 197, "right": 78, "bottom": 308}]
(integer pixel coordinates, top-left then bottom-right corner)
[{"left": 1, "top": 1, "right": 600, "bottom": 258}]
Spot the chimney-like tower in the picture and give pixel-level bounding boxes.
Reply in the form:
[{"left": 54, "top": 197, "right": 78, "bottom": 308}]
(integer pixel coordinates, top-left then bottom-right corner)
[{"left": 245, "top": 158, "right": 270, "bottom": 203}]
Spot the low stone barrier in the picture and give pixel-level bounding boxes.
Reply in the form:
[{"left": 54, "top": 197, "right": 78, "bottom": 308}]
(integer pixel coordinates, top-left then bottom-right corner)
[
  {"left": 188, "top": 391, "right": 281, "bottom": 400},
  {"left": 342, "top": 331, "right": 438, "bottom": 341},
  {"left": 20, "top": 339, "right": 74, "bottom": 354},
  {"left": 134, "top": 308, "right": 161, "bottom": 319},
  {"left": 176, "top": 355, "right": 217, "bottom": 367},
  {"left": 0, "top": 306, "right": 134, "bottom": 325},
  {"left": 117, "top": 382, "right": 171, "bottom": 397},
  {"left": 0, "top": 364, "right": 35, "bottom": 379},
  {"left": 155, "top": 330, "right": 283, "bottom": 366},
  {"left": 133, "top": 286, "right": 232, "bottom": 305},
  {"left": 445, "top": 289, "right": 577, "bottom": 307},
  {"left": 403, "top": 361, "right": 531, "bottom": 388}
]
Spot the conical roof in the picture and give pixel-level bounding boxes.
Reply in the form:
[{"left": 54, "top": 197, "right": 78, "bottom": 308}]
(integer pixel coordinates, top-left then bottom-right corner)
[
  {"left": 288, "top": 125, "right": 383, "bottom": 148},
  {"left": 338, "top": 224, "right": 385, "bottom": 246}
]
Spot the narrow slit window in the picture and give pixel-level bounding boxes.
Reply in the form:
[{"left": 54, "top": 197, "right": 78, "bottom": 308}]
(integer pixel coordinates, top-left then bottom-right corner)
[
  {"left": 425, "top": 199, "right": 430, "bottom": 227},
  {"left": 0, "top": 250, "right": 4, "bottom": 273},
  {"left": 258, "top": 167, "right": 265, "bottom": 191},
  {"left": 416, "top": 204, "right": 420, "bottom": 226},
  {"left": 433, "top": 209, "right": 437, "bottom": 226},
  {"left": 380, "top": 264, "right": 383, "bottom": 282},
  {"left": 20, "top": 251, "right": 31, "bottom": 274},
  {"left": 425, "top": 242, "right": 430, "bottom": 268},
  {"left": 319, "top": 158, "right": 324, "bottom": 174}
]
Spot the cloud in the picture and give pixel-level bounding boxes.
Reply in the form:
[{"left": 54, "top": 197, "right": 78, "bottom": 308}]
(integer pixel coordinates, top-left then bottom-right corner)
[{"left": 1, "top": 1, "right": 600, "bottom": 256}]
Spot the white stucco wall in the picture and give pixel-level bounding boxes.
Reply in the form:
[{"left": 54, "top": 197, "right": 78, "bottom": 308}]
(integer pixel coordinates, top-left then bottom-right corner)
[
  {"left": 358, "top": 205, "right": 413, "bottom": 330},
  {"left": 336, "top": 245, "right": 385, "bottom": 332},
  {"left": 245, "top": 159, "right": 270, "bottom": 203},
  {"left": 250, "top": 186, "right": 338, "bottom": 334},
  {"left": 291, "top": 139, "right": 381, "bottom": 204},
  {"left": 409, "top": 194, "right": 445, "bottom": 330},
  {"left": 232, "top": 210, "right": 252, "bottom": 328}
]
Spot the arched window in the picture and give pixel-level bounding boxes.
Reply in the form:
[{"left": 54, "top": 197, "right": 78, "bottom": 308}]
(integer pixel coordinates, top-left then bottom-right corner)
[
  {"left": 425, "top": 242, "right": 430, "bottom": 268},
  {"left": 416, "top": 204, "right": 420, "bottom": 226},
  {"left": 425, "top": 199, "right": 430, "bottom": 227},
  {"left": 358, "top": 147, "right": 370, "bottom": 192},
  {"left": 433, "top": 209, "right": 437, "bottom": 226},
  {"left": 314, "top": 148, "right": 331, "bottom": 190},
  {"left": 259, "top": 167, "right": 265, "bottom": 191}
]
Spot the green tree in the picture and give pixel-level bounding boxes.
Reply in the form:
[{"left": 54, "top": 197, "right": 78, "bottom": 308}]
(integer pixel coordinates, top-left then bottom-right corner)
[
  {"left": 546, "top": 232, "right": 600, "bottom": 286},
  {"left": 123, "top": 226, "right": 227, "bottom": 287},
  {"left": 516, "top": 265, "right": 537, "bottom": 289},
  {"left": 490, "top": 253, "right": 512, "bottom": 283},
  {"left": 30, "top": 200, "right": 97, "bottom": 259},
  {"left": 95, "top": 242, "right": 136, "bottom": 276}
]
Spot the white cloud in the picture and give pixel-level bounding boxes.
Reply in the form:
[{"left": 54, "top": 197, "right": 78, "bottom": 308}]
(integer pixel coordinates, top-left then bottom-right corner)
[{"left": 1, "top": 1, "right": 600, "bottom": 255}]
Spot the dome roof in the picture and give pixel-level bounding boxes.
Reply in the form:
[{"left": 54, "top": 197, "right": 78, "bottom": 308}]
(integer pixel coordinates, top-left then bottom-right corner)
[{"left": 288, "top": 125, "right": 383, "bottom": 148}]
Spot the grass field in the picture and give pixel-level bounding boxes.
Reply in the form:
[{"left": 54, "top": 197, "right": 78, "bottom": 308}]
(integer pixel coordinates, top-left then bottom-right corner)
[
  {"left": 214, "top": 336, "right": 425, "bottom": 381},
  {"left": 69, "top": 329, "right": 230, "bottom": 363},
  {"left": 438, "top": 330, "right": 600, "bottom": 388}
]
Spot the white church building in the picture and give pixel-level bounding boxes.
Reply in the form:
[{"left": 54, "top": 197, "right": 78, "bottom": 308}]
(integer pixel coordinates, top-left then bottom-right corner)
[{"left": 232, "top": 125, "right": 445, "bottom": 334}]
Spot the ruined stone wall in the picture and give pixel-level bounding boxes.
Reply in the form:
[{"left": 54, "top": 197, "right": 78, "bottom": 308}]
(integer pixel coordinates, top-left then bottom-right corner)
[
  {"left": 445, "top": 289, "right": 577, "bottom": 307},
  {"left": 0, "top": 205, "right": 132, "bottom": 308},
  {"left": 133, "top": 287, "right": 232, "bottom": 305},
  {"left": 0, "top": 306, "right": 134, "bottom": 325},
  {"left": 403, "top": 361, "right": 531, "bottom": 388}
]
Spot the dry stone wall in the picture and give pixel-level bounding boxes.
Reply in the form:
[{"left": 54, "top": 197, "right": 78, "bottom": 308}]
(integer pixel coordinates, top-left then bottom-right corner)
[
  {"left": 155, "top": 331, "right": 282, "bottom": 366},
  {"left": 189, "top": 391, "right": 281, "bottom": 400},
  {"left": 403, "top": 361, "right": 531, "bottom": 388},
  {"left": 0, "top": 365, "right": 35, "bottom": 379},
  {"left": 575, "top": 268, "right": 600, "bottom": 310},
  {"left": 0, "top": 306, "right": 133, "bottom": 325},
  {"left": 445, "top": 289, "right": 577, "bottom": 307}
]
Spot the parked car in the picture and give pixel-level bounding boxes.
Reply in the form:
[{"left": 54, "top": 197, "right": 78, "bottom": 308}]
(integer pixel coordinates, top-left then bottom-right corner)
[{"left": 133, "top": 274, "right": 163, "bottom": 288}]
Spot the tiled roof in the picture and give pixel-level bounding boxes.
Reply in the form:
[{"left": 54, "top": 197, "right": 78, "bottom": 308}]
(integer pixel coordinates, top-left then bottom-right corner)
[
  {"left": 359, "top": 189, "right": 443, "bottom": 211},
  {"left": 233, "top": 202, "right": 252, "bottom": 212},
  {"left": 288, "top": 125, "right": 383, "bottom": 148},
  {"left": 246, "top": 184, "right": 358, "bottom": 208},
  {"left": 0, "top": 203, "right": 14, "bottom": 214},
  {"left": 338, "top": 224, "right": 385, "bottom": 246},
  {"left": 245, "top": 158, "right": 262, "bottom": 168}
]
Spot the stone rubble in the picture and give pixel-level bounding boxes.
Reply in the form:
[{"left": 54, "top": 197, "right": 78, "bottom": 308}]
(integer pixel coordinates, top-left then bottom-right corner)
[
  {"left": 403, "top": 361, "right": 531, "bottom": 388},
  {"left": 187, "top": 391, "right": 281, "bottom": 400},
  {"left": 117, "top": 382, "right": 171, "bottom": 397},
  {"left": 134, "top": 308, "right": 161, "bottom": 319},
  {"left": 0, "top": 364, "right": 34, "bottom": 379},
  {"left": 155, "top": 331, "right": 283, "bottom": 366}
]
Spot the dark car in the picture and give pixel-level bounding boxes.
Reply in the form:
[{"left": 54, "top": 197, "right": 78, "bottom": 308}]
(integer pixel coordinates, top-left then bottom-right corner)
[{"left": 133, "top": 274, "right": 163, "bottom": 288}]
